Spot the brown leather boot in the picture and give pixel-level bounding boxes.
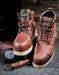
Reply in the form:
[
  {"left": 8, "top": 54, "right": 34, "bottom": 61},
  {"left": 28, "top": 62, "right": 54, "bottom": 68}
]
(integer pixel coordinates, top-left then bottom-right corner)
[
  {"left": 13, "top": 9, "right": 36, "bottom": 56},
  {"left": 33, "top": 8, "right": 56, "bottom": 68}
]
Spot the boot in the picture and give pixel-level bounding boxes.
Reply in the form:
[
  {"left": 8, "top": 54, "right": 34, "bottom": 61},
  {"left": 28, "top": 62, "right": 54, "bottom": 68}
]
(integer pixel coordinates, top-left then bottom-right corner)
[
  {"left": 13, "top": 9, "right": 36, "bottom": 56},
  {"left": 33, "top": 8, "right": 56, "bottom": 68}
]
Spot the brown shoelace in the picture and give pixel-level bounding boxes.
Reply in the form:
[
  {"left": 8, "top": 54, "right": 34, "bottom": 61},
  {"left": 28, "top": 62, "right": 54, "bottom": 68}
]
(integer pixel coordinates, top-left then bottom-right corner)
[
  {"left": 18, "top": 22, "right": 31, "bottom": 33},
  {"left": 38, "top": 23, "right": 54, "bottom": 43}
]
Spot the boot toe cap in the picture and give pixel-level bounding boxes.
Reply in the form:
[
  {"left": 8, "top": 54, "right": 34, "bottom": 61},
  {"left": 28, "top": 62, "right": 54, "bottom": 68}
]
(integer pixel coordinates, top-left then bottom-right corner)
[
  {"left": 33, "top": 52, "right": 51, "bottom": 66},
  {"left": 13, "top": 32, "right": 33, "bottom": 56}
]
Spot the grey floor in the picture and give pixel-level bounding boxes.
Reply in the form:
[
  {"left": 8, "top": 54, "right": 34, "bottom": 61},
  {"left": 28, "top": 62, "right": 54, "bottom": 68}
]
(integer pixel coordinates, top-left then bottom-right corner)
[{"left": 0, "top": 39, "right": 59, "bottom": 75}]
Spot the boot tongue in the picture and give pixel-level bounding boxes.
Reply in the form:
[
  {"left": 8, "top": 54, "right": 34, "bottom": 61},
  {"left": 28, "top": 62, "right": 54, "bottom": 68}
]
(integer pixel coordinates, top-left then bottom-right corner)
[
  {"left": 42, "top": 17, "right": 53, "bottom": 25},
  {"left": 20, "top": 9, "right": 30, "bottom": 22}
]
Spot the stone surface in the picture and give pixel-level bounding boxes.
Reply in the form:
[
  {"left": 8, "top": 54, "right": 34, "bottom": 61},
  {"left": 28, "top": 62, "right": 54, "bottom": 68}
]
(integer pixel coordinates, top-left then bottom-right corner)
[{"left": 0, "top": 39, "right": 59, "bottom": 75}]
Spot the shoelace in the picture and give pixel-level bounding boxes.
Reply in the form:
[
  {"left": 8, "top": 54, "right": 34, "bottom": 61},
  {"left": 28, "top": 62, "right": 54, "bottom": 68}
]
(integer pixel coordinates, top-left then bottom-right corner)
[
  {"left": 18, "top": 22, "right": 31, "bottom": 33},
  {"left": 37, "top": 23, "right": 54, "bottom": 43}
]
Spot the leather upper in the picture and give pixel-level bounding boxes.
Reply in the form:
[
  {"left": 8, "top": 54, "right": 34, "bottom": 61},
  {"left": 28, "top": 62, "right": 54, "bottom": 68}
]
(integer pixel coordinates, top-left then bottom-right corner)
[
  {"left": 14, "top": 32, "right": 32, "bottom": 52},
  {"left": 33, "top": 8, "right": 56, "bottom": 65},
  {"left": 13, "top": 9, "right": 36, "bottom": 53}
]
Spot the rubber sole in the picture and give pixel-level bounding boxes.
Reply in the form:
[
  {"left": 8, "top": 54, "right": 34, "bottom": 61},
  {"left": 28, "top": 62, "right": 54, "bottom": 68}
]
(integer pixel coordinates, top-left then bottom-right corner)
[
  {"left": 13, "top": 45, "right": 33, "bottom": 56},
  {"left": 32, "top": 53, "right": 54, "bottom": 68}
]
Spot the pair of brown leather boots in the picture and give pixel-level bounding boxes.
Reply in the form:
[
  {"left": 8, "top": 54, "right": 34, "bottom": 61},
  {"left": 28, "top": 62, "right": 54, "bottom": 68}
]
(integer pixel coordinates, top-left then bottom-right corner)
[{"left": 13, "top": 8, "right": 56, "bottom": 68}]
